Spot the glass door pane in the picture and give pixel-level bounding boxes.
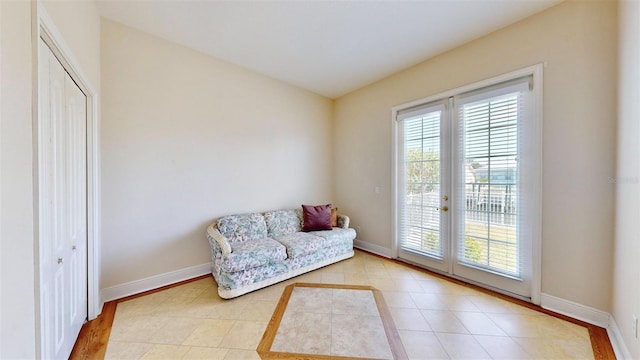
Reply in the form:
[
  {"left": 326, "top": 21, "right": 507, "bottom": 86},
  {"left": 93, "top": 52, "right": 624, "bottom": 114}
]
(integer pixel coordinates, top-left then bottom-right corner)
[{"left": 459, "top": 94, "right": 519, "bottom": 275}]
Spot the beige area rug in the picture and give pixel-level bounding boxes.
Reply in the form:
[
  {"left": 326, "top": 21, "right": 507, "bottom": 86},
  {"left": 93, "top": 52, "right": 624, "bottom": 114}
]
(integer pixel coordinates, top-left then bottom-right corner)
[{"left": 258, "top": 283, "right": 408, "bottom": 360}]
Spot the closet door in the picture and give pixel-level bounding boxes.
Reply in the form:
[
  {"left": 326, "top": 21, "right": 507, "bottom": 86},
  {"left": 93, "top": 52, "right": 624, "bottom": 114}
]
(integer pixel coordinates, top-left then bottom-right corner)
[
  {"left": 38, "top": 39, "right": 88, "bottom": 360},
  {"left": 64, "top": 62, "right": 88, "bottom": 353}
]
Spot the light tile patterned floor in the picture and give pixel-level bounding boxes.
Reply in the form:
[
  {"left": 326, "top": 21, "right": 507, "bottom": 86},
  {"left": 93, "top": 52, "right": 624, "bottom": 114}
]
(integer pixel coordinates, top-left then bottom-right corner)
[{"left": 105, "top": 250, "right": 594, "bottom": 359}]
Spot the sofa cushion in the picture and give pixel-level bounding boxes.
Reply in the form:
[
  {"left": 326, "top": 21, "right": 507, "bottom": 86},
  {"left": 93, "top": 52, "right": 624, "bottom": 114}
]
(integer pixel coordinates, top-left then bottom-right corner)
[
  {"left": 284, "top": 242, "right": 354, "bottom": 271},
  {"left": 215, "top": 261, "right": 290, "bottom": 291},
  {"left": 264, "top": 209, "right": 302, "bottom": 237},
  {"left": 217, "top": 213, "right": 267, "bottom": 244},
  {"left": 220, "top": 237, "right": 287, "bottom": 272},
  {"left": 274, "top": 232, "right": 329, "bottom": 258},
  {"left": 307, "top": 227, "right": 357, "bottom": 245}
]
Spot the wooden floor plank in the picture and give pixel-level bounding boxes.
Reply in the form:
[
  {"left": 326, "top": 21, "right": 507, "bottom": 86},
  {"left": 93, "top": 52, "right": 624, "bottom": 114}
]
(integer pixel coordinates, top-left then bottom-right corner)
[
  {"left": 69, "top": 301, "right": 116, "bottom": 360},
  {"left": 589, "top": 326, "right": 617, "bottom": 360}
]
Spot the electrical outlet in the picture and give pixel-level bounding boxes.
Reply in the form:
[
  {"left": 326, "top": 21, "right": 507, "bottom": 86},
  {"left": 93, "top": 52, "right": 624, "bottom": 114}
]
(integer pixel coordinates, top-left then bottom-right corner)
[{"left": 633, "top": 315, "right": 638, "bottom": 339}]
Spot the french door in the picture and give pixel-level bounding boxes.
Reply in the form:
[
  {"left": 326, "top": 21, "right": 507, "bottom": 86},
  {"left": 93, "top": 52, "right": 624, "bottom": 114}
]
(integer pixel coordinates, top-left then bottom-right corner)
[
  {"left": 396, "top": 101, "right": 451, "bottom": 273},
  {"left": 395, "top": 70, "right": 541, "bottom": 300}
]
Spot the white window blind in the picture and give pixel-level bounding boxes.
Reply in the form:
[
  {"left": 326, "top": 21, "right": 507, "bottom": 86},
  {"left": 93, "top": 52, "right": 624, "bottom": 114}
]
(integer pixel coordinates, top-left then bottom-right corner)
[
  {"left": 397, "top": 103, "right": 446, "bottom": 258},
  {"left": 453, "top": 76, "right": 532, "bottom": 279}
]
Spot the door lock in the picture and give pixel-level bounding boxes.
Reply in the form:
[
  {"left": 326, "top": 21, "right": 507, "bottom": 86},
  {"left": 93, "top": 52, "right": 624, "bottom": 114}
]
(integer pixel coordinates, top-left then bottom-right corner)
[
  {"left": 57, "top": 257, "right": 64, "bottom": 264},
  {"left": 443, "top": 195, "right": 448, "bottom": 201}
]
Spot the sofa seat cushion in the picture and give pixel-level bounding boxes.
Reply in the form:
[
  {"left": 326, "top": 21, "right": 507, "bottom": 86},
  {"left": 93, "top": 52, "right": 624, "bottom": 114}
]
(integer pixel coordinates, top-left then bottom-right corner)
[
  {"left": 307, "top": 228, "right": 357, "bottom": 244},
  {"left": 220, "top": 237, "right": 287, "bottom": 272},
  {"left": 215, "top": 261, "right": 290, "bottom": 291},
  {"left": 217, "top": 213, "right": 267, "bottom": 244},
  {"left": 274, "top": 232, "right": 330, "bottom": 258},
  {"left": 285, "top": 242, "right": 354, "bottom": 271},
  {"left": 264, "top": 209, "right": 302, "bottom": 237}
]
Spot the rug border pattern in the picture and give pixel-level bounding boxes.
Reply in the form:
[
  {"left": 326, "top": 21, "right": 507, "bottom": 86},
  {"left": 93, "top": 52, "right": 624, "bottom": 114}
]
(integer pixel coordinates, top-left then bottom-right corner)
[{"left": 257, "top": 282, "right": 408, "bottom": 360}]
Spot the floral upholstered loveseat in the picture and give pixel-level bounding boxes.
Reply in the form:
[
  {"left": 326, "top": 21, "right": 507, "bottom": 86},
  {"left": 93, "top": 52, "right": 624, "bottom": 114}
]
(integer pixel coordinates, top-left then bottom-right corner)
[{"left": 206, "top": 209, "right": 355, "bottom": 299}]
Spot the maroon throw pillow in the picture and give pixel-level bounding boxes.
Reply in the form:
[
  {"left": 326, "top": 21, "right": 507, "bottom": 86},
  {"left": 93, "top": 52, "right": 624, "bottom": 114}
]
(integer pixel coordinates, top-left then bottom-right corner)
[{"left": 302, "top": 204, "right": 333, "bottom": 231}]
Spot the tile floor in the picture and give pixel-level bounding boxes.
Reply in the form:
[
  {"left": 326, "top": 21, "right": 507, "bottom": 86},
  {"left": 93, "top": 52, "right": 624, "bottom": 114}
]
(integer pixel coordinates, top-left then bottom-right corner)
[{"left": 105, "top": 250, "right": 594, "bottom": 359}]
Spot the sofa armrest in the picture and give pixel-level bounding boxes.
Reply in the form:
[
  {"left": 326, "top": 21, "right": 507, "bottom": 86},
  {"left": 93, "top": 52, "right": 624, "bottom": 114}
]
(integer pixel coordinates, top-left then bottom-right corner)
[
  {"left": 337, "top": 214, "right": 350, "bottom": 229},
  {"left": 206, "top": 224, "right": 232, "bottom": 255}
]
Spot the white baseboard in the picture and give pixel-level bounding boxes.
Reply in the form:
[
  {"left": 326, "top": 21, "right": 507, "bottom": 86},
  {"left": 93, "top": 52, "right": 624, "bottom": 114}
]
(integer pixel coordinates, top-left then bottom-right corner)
[
  {"left": 540, "top": 293, "right": 635, "bottom": 358},
  {"left": 607, "top": 316, "right": 633, "bottom": 359},
  {"left": 100, "top": 262, "right": 212, "bottom": 303},
  {"left": 353, "top": 239, "right": 392, "bottom": 258},
  {"left": 540, "top": 293, "right": 610, "bottom": 328}
]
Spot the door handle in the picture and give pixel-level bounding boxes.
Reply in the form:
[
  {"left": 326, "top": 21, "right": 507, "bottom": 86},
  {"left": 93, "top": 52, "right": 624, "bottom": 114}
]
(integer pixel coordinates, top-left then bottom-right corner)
[
  {"left": 440, "top": 206, "right": 449, "bottom": 212},
  {"left": 57, "top": 257, "right": 64, "bottom": 264},
  {"left": 72, "top": 245, "right": 77, "bottom": 250}
]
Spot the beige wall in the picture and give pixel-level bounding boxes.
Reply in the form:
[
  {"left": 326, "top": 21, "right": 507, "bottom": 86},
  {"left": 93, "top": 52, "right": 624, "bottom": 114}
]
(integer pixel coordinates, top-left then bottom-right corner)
[
  {"left": 100, "top": 20, "right": 333, "bottom": 289},
  {"left": 0, "top": 1, "right": 36, "bottom": 357},
  {"left": 333, "top": 1, "right": 617, "bottom": 311},
  {"left": 0, "top": 0, "right": 100, "bottom": 357},
  {"left": 41, "top": 0, "right": 101, "bottom": 89},
  {"left": 613, "top": 0, "right": 640, "bottom": 357}
]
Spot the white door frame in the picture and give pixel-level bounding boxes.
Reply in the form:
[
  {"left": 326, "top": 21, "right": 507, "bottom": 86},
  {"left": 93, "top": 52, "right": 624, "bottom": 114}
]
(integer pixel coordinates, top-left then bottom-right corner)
[{"left": 32, "top": 2, "right": 101, "bottom": 356}]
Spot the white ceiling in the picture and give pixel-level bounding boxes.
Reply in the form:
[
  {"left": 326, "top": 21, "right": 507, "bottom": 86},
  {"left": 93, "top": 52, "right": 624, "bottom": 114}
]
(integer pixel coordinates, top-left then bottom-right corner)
[{"left": 98, "top": 0, "right": 561, "bottom": 99}]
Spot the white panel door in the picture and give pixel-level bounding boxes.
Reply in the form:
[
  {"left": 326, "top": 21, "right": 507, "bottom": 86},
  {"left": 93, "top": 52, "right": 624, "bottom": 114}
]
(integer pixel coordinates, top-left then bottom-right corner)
[
  {"left": 38, "top": 38, "right": 88, "bottom": 360},
  {"left": 64, "top": 67, "right": 88, "bottom": 351},
  {"left": 38, "top": 39, "right": 55, "bottom": 359}
]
